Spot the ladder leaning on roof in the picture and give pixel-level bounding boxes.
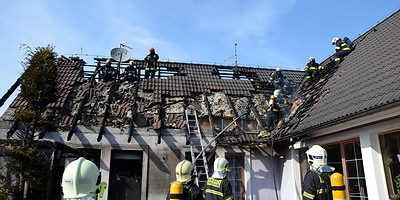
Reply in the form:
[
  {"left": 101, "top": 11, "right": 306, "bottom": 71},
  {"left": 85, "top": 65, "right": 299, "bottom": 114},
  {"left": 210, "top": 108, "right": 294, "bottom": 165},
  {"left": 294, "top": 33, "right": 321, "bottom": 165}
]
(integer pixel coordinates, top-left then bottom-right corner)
[{"left": 185, "top": 108, "right": 209, "bottom": 187}]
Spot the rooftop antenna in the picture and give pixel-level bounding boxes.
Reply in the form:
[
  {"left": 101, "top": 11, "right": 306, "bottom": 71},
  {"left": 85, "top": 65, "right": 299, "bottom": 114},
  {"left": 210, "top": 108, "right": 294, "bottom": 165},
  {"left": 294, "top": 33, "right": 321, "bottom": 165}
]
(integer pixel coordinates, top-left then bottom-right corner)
[{"left": 224, "top": 43, "right": 238, "bottom": 66}]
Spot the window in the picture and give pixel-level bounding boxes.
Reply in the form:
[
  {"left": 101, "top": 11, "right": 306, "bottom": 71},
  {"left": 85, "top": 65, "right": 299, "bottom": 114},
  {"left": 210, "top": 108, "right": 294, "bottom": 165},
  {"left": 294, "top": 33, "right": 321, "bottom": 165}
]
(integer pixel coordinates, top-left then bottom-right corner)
[
  {"left": 226, "top": 154, "right": 245, "bottom": 200},
  {"left": 342, "top": 141, "right": 368, "bottom": 199},
  {"left": 379, "top": 131, "right": 400, "bottom": 199}
]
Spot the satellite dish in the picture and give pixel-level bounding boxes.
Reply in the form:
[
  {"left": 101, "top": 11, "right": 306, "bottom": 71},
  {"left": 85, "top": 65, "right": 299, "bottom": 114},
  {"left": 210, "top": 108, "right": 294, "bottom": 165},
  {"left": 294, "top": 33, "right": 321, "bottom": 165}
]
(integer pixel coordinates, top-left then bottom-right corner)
[{"left": 111, "top": 48, "right": 131, "bottom": 62}]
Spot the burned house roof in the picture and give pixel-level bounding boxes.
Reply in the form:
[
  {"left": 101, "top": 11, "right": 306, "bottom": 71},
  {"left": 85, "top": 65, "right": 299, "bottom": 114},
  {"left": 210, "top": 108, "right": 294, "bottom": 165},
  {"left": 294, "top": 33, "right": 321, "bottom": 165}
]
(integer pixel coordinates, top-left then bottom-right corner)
[
  {"left": 275, "top": 9, "right": 400, "bottom": 141},
  {"left": 2, "top": 57, "right": 303, "bottom": 143}
]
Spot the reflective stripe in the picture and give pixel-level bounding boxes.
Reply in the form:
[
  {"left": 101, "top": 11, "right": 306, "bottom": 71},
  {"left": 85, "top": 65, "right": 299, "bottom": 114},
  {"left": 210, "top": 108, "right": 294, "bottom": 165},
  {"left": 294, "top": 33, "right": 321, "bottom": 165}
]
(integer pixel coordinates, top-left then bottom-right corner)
[
  {"left": 205, "top": 189, "right": 223, "bottom": 196},
  {"left": 303, "top": 191, "right": 315, "bottom": 199},
  {"left": 319, "top": 176, "right": 325, "bottom": 183},
  {"left": 272, "top": 109, "right": 279, "bottom": 112},
  {"left": 334, "top": 58, "right": 341, "bottom": 61},
  {"left": 341, "top": 43, "right": 347, "bottom": 47},
  {"left": 309, "top": 67, "right": 317, "bottom": 70},
  {"left": 207, "top": 178, "right": 222, "bottom": 188},
  {"left": 145, "top": 68, "right": 157, "bottom": 70},
  {"left": 343, "top": 47, "right": 351, "bottom": 51},
  {"left": 317, "top": 189, "right": 325, "bottom": 194},
  {"left": 225, "top": 196, "right": 234, "bottom": 200},
  {"left": 335, "top": 47, "right": 341, "bottom": 49},
  {"left": 306, "top": 76, "right": 311, "bottom": 79}
]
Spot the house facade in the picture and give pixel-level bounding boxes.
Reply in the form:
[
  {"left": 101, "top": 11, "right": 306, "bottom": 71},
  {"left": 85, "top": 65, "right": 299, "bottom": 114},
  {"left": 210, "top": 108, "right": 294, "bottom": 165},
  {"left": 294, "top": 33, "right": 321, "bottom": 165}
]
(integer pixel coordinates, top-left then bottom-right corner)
[{"left": 278, "top": 9, "right": 400, "bottom": 200}]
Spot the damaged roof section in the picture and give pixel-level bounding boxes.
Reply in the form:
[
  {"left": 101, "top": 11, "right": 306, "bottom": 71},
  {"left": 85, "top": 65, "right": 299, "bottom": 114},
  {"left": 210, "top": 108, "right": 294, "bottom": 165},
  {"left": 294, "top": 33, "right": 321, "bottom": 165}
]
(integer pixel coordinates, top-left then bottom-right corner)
[
  {"left": 2, "top": 58, "right": 304, "bottom": 143},
  {"left": 273, "top": 9, "right": 400, "bottom": 142}
]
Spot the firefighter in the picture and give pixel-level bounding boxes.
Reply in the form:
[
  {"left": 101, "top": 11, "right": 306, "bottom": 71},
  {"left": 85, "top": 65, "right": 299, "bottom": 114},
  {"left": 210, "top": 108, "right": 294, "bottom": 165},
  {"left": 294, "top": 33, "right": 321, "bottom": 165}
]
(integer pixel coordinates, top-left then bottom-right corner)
[
  {"left": 268, "top": 68, "right": 285, "bottom": 89},
  {"left": 166, "top": 160, "right": 203, "bottom": 200},
  {"left": 144, "top": 47, "right": 159, "bottom": 79},
  {"left": 61, "top": 157, "right": 107, "bottom": 200},
  {"left": 204, "top": 157, "right": 233, "bottom": 200},
  {"left": 302, "top": 145, "right": 335, "bottom": 200},
  {"left": 122, "top": 60, "right": 138, "bottom": 82},
  {"left": 265, "top": 94, "right": 281, "bottom": 132},
  {"left": 102, "top": 59, "right": 117, "bottom": 82},
  {"left": 305, "top": 57, "right": 320, "bottom": 82},
  {"left": 332, "top": 37, "right": 352, "bottom": 64}
]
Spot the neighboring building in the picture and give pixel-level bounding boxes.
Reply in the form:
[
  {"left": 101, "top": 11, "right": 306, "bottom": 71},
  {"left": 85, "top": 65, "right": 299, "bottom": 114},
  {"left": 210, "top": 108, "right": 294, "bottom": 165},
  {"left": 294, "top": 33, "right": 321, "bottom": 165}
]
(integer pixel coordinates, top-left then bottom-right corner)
[
  {"left": 276, "top": 9, "right": 400, "bottom": 200},
  {"left": 0, "top": 57, "right": 303, "bottom": 200}
]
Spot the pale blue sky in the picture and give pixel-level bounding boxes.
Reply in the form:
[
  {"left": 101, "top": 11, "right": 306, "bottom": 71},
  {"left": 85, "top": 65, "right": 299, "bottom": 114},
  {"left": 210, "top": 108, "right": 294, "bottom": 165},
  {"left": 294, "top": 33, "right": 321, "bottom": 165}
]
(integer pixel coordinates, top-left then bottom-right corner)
[{"left": 0, "top": 0, "right": 399, "bottom": 115}]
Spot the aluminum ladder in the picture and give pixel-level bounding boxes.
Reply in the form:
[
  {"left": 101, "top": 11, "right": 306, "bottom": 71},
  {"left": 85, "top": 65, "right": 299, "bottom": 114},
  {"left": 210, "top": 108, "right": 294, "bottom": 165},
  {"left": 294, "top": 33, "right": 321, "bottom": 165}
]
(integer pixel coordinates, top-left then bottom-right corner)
[{"left": 185, "top": 108, "right": 209, "bottom": 187}]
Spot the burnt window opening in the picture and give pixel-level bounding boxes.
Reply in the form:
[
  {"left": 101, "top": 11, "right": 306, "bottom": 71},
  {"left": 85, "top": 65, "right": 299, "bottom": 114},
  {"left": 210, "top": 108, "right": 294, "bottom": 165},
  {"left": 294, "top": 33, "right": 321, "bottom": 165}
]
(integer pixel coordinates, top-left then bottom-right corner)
[
  {"left": 215, "top": 67, "right": 249, "bottom": 80},
  {"left": 83, "top": 60, "right": 186, "bottom": 82}
]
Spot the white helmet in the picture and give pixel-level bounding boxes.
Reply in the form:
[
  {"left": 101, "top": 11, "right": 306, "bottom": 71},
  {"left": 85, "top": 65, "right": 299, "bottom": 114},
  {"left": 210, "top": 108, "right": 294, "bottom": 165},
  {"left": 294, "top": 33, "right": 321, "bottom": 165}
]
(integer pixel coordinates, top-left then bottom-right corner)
[
  {"left": 175, "top": 160, "right": 194, "bottom": 183},
  {"left": 276, "top": 67, "right": 281, "bottom": 71},
  {"left": 62, "top": 157, "right": 99, "bottom": 199},
  {"left": 309, "top": 57, "right": 315, "bottom": 62},
  {"left": 212, "top": 157, "right": 230, "bottom": 179},
  {"left": 106, "top": 59, "right": 111, "bottom": 64},
  {"left": 306, "top": 145, "right": 328, "bottom": 171},
  {"left": 274, "top": 89, "right": 281, "bottom": 98},
  {"left": 331, "top": 37, "right": 340, "bottom": 45},
  {"left": 129, "top": 60, "right": 134, "bottom": 65}
]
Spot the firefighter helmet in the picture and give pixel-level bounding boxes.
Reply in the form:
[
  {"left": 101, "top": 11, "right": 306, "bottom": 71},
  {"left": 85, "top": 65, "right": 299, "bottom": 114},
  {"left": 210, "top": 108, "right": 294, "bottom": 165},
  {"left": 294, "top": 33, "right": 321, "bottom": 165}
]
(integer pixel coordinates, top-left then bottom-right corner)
[
  {"left": 212, "top": 157, "right": 230, "bottom": 179},
  {"left": 149, "top": 47, "right": 155, "bottom": 52},
  {"left": 276, "top": 67, "right": 281, "bottom": 71},
  {"left": 309, "top": 57, "right": 315, "bottom": 62},
  {"left": 274, "top": 89, "right": 281, "bottom": 98},
  {"left": 331, "top": 37, "right": 340, "bottom": 45},
  {"left": 129, "top": 60, "right": 134, "bottom": 65},
  {"left": 61, "top": 157, "right": 99, "bottom": 199},
  {"left": 175, "top": 160, "right": 194, "bottom": 183},
  {"left": 106, "top": 59, "right": 111, "bottom": 65},
  {"left": 306, "top": 145, "right": 328, "bottom": 171}
]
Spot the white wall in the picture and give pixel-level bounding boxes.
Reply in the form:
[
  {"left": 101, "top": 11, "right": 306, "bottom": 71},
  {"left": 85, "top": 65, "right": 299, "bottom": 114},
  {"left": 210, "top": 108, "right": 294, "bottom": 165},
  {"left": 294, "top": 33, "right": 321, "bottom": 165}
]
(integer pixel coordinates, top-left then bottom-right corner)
[{"left": 279, "top": 146, "right": 302, "bottom": 200}]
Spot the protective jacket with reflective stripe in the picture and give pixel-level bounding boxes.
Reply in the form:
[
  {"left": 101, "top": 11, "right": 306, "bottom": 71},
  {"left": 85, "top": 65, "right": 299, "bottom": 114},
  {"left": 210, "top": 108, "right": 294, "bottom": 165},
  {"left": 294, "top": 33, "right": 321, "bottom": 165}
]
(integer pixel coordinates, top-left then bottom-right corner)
[
  {"left": 302, "top": 170, "right": 333, "bottom": 200},
  {"left": 144, "top": 53, "right": 159, "bottom": 70},
  {"left": 335, "top": 40, "right": 351, "bottom": 52},
  {"left": 204, "top": 178, "right": 233, "bottom": 200}
]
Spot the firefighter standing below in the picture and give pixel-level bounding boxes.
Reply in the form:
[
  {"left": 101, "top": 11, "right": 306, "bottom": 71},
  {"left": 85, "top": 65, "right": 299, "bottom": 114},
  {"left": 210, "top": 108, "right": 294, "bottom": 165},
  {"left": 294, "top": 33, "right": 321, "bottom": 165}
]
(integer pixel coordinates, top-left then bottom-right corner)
[
  {"left": 61, "top": 157, "right": 107, "bottom": 200},
  {"left": 204, "top": 157, "right": 233, "bottom": 200},
  {"left": 166, "top": 160, "right": 203, "bottom": 200},
  {"left": 144, "top": 47, "right": 159, "bottom": 79},
  {"left": 302, "top": 145, "right": 335, "bottom": 200},
  {"left": 332, "top": 37, "right": 352, "bottom": 64}
]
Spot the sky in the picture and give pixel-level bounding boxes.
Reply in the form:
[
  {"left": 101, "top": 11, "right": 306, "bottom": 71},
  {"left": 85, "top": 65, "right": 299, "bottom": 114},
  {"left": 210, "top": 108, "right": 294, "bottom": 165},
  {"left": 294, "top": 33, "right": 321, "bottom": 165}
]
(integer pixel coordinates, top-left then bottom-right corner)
[{"left": 0, "top": 0, "right": 399, "bottom": 115}]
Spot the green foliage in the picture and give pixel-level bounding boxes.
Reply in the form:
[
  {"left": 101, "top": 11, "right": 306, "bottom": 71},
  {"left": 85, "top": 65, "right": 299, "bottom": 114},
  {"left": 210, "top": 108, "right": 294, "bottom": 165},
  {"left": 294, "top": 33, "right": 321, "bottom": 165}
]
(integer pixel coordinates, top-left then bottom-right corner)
[
  {"left": 395, "top": 174, "right": 400, "bottom": 197},
  {"left": 14, "top": 109, "right": 38, "bottom": 125},
  {"left": 20, "top": 45, "right": 58, "bottom": 112},
  {"left": 0, "top": 144, "right": 50, "bottom": 199}
]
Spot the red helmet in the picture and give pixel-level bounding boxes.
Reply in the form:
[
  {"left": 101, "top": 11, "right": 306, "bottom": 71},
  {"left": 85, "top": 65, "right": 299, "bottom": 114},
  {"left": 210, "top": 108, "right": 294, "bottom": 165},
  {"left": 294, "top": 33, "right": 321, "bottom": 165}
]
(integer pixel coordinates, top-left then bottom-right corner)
[{"left": 149, "top": 47, "right": 155, "bottom": 52}]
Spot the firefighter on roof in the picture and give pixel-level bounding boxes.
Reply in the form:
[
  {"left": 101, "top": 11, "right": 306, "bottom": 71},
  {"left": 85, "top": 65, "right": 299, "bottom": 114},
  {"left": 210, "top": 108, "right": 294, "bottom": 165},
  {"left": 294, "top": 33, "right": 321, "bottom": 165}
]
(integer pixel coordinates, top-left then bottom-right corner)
[
  {"left": 166, "top": 160, "right": 203, "bottom": 200},
  {"left": 61, "top": 157, "right": 107, "bottom": 200},
  {"left": 268, "top": 68, "right": 285, "bottom": 89},
  {"left": 122, "top": 60, "right": 138, "bottom": 82},
  {"left": 332, "top": 37, "right": 353, "bottom": 64},
  {"left": 144, "top": 47, "right": 159, "bottom": 79},
  {"left": 102, "top": 59, "right": 117, "bottom": 82},
  {"left": 204, "top": 157, "right": 233, "bottom": 200},
  {"left": 305, "top": 57, "right": 321, "bottom": 82},
  {"left": 302, "top": 145, "right": 335, "bottom": 200}
]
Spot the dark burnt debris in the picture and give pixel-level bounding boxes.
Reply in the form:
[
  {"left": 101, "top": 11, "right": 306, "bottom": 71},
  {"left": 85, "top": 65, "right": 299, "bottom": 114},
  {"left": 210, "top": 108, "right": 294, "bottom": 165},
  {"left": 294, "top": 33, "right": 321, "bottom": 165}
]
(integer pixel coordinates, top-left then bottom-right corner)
[{"left": 4, "top": 57, "right": 304, "bottom": 144}]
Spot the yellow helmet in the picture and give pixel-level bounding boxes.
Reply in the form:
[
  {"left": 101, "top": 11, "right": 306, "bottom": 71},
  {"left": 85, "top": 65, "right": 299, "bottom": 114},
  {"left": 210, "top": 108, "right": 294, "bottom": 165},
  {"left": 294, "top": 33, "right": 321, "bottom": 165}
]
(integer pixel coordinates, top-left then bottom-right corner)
[
  {"left": 175, "top": 160, "right": 194, "bottom": 183},
  {"left": 61, "top": 157, "right": 99, "bottom": 199}
]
